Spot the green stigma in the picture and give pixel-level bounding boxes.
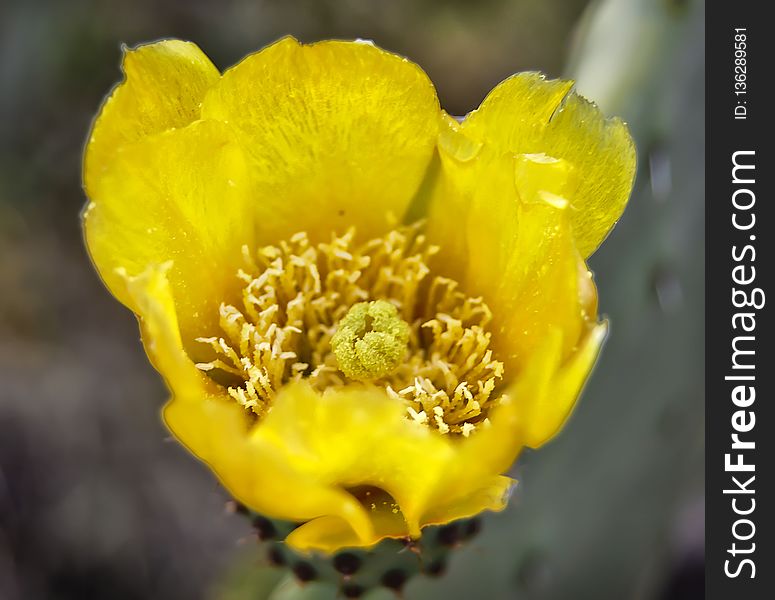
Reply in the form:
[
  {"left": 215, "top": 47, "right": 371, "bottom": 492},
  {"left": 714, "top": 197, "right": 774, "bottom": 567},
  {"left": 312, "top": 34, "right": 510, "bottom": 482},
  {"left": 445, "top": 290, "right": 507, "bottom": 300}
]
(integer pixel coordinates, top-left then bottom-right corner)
[{"left": 331, "top": 300, "right": 410, "bottom": 381}]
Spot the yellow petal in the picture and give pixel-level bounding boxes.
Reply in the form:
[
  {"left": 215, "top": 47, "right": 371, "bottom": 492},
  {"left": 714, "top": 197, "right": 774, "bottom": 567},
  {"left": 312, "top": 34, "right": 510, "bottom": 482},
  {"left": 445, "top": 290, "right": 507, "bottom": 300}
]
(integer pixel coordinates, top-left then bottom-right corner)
[
  {"left": 84, "top": 120, "right": 256, "bottom": 357},
  {"left": 523, "top": 322, "right": 608, "bottom": 447},
  {"left": 429, "top": 130, "right": 589, "bottom": 371},
  {"left": 495, "top": 322, "right": 608, "bottom": 454},
  {"left": 287, "top": 490, "right": 410, "bottom": 553},
  {"left": 287, "top": 474, "right": 512, "bottom": 553},
  {"left": 459, "top": 72, "right": 636, "bottom": 257},
  {"left": 166, "top": 392, "right": 376, "bottom": 545},
  {"left": 116, "top": 262, "right": 217, "bottom": 399},
  {"left": 420, "top": 476, "right": 513, "bottom": 526},
  {"left": 489, "top": 201, "right": 585, "bottom": 369},
  {"left": 251, "top": 384, "right": 451, "bottom": 537},
  {"left": 427, "top": 103, "right": 612, "bottom": 454},
  {"left": 84, "top": 40, "right": 219, "bottom": 194},
  {"left": 165, "top": 380, "right": 513, "bottom": 553},
  {"left": 201, "top": 37, "right": 440, "bottom": 244},
  {"left": 447, "top": 321, "right": 604, "bottom": 491}
]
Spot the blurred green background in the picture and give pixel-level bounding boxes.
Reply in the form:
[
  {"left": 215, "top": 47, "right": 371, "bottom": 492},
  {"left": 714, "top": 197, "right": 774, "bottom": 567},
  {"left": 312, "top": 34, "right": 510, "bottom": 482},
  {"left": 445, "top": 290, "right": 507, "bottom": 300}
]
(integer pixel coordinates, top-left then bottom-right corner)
[{"left": 0, "top": 0, "right": 704, "bottom": 598}]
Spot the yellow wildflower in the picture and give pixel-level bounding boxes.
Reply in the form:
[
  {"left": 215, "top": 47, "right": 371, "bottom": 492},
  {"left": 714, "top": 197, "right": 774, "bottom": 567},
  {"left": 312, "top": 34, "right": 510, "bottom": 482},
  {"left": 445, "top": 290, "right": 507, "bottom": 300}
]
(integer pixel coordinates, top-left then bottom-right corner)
[{"left": 82, "top": 37, "right": 635, "bottom": 554}]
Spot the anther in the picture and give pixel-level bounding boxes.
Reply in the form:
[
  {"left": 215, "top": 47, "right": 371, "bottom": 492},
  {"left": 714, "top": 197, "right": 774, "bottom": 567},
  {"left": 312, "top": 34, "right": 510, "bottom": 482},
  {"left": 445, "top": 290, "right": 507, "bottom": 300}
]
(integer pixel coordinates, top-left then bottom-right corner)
[{"left": 196, "top": 225, "right": 504, "bottom": 434}]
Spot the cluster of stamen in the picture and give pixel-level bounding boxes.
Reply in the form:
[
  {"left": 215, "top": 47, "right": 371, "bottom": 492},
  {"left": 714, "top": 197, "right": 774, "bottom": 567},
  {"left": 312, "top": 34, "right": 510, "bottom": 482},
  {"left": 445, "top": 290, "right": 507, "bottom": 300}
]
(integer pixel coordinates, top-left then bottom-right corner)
[{"left": 195, "top": 225, "right": 504, "bottom": 435}]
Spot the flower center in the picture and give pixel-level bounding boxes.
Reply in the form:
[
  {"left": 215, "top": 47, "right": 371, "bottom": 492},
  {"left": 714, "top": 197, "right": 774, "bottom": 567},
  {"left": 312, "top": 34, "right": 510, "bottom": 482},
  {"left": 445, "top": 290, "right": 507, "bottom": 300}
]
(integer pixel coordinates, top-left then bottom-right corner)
[
  {"left": 331, "top": 300, "right": 410, "bottom": 381},
  {"left": 195, "top": 224, "right": 504, "bottom": 435}
]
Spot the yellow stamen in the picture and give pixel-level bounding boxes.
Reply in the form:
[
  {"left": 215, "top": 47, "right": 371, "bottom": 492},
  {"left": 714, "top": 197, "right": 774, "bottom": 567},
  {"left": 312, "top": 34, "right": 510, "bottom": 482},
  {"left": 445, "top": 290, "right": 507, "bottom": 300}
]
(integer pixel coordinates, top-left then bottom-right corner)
[{"left": 195, "top": 225, "right": 504, "bottom": 434}]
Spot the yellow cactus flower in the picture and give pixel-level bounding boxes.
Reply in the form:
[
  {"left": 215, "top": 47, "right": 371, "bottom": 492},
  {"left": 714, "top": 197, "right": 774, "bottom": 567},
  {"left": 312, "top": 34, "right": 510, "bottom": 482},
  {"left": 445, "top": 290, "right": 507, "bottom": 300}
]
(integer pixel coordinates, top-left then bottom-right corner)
[{"left": 82, "top": 37, "right": 635, "bottom": 554}]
